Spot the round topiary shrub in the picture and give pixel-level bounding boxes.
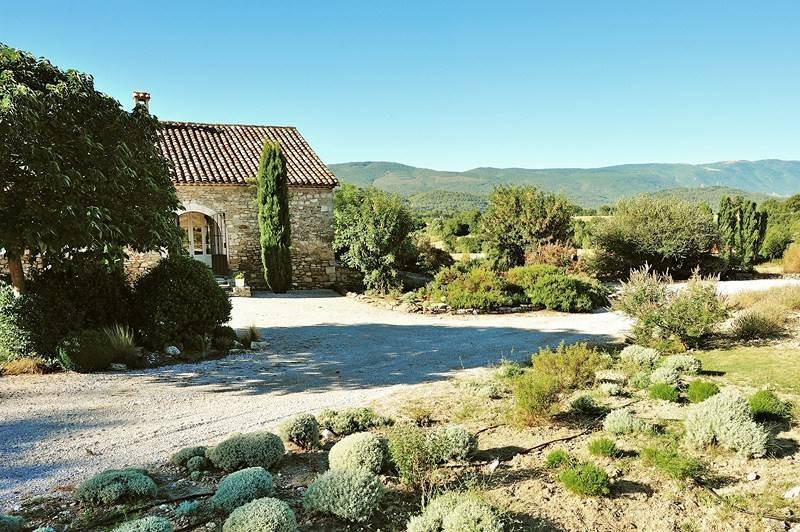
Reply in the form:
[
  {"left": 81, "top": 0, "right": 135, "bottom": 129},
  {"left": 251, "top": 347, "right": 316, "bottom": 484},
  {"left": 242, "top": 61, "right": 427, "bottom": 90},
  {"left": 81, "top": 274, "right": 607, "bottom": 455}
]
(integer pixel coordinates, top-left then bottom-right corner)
[
  {"left": 206, "top": 432, "right": 285, "bottom": 471},
  {"left": 328, "top": 432, "right": 386, "bottom": 474},
  {"left": 302, "top": 469, "right": 384, "bottom": 522},
  {"left": 277, "top": 414, "right": 320, "bottom": 449},
  {"left": 113, "top": 516, "right": 173, "bottom": 532},
  {"left": 527, "top": 273, "right": 609, "bottom": 312},
  {"left": 170, "top": 445, "right": 207, "bottom": 467},
  {"left": 76, "top": 469, "right": 158, "bottom": 505},
  {"left": 222, "top": 497, "right": 298, "bottom": 532},
  {"left": 212, "top": 467, "right": 275, "bottom": 513},
  {"left": 406, "top": 492, "right": 502, "bottom": 532},
  {"left": 131, "top": 255, "right": 232, "bottom": 349},
  {"left": 427, "top": 425, "right": 478, "bottom": 462}
]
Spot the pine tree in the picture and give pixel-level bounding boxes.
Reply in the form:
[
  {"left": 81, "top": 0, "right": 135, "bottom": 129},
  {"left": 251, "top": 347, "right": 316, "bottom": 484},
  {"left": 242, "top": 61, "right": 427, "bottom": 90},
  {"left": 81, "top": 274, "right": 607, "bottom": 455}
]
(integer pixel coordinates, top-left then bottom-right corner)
[
  {"left": 718, "top": 196, "right": 767, "bottom": 269},
  {"left": 256, "top": 140, "right": 292, "bottom": 292}
]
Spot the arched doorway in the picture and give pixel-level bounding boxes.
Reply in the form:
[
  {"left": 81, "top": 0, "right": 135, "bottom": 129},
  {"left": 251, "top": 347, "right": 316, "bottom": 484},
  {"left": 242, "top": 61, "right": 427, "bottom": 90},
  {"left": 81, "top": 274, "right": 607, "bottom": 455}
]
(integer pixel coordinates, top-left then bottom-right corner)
[{"left": 178, "top": 211, "right": 228, "bottom": 275}]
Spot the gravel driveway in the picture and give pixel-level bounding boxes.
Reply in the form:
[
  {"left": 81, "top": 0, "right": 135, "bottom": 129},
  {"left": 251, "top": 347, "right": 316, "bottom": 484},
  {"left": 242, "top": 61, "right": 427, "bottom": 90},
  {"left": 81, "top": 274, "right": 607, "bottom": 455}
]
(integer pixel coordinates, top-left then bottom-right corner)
[{"left": 1, "top": 278, "right": 798, "bottom": 506}]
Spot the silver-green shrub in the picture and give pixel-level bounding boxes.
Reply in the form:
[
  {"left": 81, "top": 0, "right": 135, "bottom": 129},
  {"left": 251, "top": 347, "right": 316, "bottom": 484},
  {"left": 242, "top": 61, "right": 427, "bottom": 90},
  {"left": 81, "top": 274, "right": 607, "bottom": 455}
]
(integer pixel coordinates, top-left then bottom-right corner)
[
  {"left": 113, "top": 516, "right": 173, "bottom": 532},
  {"left": 223, "top": 497, "right": 298, "bottom": 532},
  {"left": 649, "top": 366, "right": 680, "bottom": 386},
  {"left": 328, "top": 432, "right": 386, "bottom": 474},
  {"left": 627, "top": 371, "right": 651, "bottom": 389},
  {"left": 277, "top": 414, "right": 320, "bottom": 449},
  {"left": 186, "top": 455, "right": 208, "bottom": 472},
  {"left": 212, "top": 467, "right": 274, "bottom": 513},
  {"left": 659, "top": 355, "right": 701, "bottom": 374},
  {"left": 619, "top": 345, "right": 660, "bottom": 370},
  {"left": 684, "top": 389, "right": 769, "bottom": 457},
  {"left": 599, "top": 382, "right": 622, "bottom": 396},
  {"left": 206, "top": 432, "right": 285, "bottom": 471},
  {"left": 302, "top": 469, "right": 384, "bottom": 522},
  {"left": 317, "top": 407, "right": 393, "bottom": 436},
  {"left": 170, "top": 446, "right": 207, "bottom": 467},
  {"left": 427, "top": 425, "right": 478, "bottom": 462},
  {"left": 33, "top": 528, "right": 56, "bottom": 532},
  {"left": 602, "top": 409, "right": 648, "bottom": 435},
  {"left": 76, "top": 469, "right": 158, "bottom": 505},
  {"left": 406, "top": 492, "right": 502, "bottom": 532},
  {"left": 175, "top": 500, "right": 201, "bottom": 518}
]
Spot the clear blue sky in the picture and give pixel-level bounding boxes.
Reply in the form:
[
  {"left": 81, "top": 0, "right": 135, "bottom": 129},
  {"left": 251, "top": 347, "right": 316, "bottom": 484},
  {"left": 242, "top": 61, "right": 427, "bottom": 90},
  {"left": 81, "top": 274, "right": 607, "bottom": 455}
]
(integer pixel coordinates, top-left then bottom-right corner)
[{"left": 3, "top": 1, "right": 799, "bottom": 170}]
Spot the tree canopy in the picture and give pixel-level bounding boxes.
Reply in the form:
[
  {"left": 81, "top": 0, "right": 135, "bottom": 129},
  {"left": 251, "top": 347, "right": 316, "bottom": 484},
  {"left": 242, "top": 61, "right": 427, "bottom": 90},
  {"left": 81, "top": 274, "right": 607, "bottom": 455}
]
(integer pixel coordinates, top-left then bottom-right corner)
[{"left": 0, "top": 45, "right": 181, "bottom": 291}]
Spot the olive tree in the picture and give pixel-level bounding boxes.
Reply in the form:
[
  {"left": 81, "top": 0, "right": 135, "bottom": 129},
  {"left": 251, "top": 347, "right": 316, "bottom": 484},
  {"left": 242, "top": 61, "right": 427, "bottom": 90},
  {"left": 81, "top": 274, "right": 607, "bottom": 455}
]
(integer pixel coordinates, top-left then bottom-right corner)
[{"left": 0, "top": 45, "right": 181, "bottom": 293}]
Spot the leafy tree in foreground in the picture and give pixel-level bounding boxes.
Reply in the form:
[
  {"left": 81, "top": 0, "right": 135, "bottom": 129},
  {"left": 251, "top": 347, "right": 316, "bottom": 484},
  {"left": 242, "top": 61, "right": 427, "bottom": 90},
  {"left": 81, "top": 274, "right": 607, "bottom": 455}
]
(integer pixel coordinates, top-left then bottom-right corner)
[
  {"left": 718, "top": 196, "right": 767, "bottom": 269},
  {"left": 333, "top": 184, "right": 416, "bottom": 291},
  {"left": 0, "top": 44, "right": 181, "bottom": 293},
  {"left": 480, "top": 186, "right": 575, "bottom": 270},
  {"left": 255, "top": 140, "right": 292, "bottom": 292}
]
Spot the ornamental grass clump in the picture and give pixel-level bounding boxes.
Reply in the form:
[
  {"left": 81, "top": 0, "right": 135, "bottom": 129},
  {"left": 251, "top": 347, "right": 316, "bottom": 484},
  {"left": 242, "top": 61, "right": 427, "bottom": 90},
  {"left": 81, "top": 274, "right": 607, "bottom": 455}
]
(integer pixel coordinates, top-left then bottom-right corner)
[
  {"left": 558, "top": 462, "right": 611, "bottom": 496},
  {"left": 212, "top": 467, "right": 274, "bottom": 513},
  {"left": 748, "top": 390, "right": 789, "bottom": 420},
  {"left": 222, "top": 497, "right": 298, "bottom": 532},
  {"left": 640, "top": 447, "right": 704, "bottom": 480},
  {"left": 406, "top": 491, "right": 502, "bottom": 532},
  {"left": 659, "top": 355, "right": 701, "bottom": 374},
  {"left": 277, "top": 414, "right": 320, "bottom": 449},
  {"left": 687, "top": 380, "right": 719, "bottom": 403},
  {"left": 76, "top": 468, "right": 158, "bottom": 505},
  {"left": 302, "top": 470, "right": 384, "bottom": 522},
  {"left": 317, "top": 407, "right": 392, "bottom": 436},
  {"left": 113, "top": 516, "right": 173, "bottom": 532},
  {"left": 618, "top": 345, "right": 661, "bottom": 371},
  {"left": 731, "top": 303, "right": 787, "bottom": 340},
  {"left": 649, "top": 383, "right": 680, "bottom": 402},
  {"left": 588, "top": 438, "right": 619, "bottom": 458},
  {"left": 602, "top": 409, "right": 648, "bottom": 435},
  {"left": 206, "top": 431, "right": 284, "bottom": 471},
  {"left": 684, "top": 389, "right": 769, "bottom": 457},
  {"left": 328, "top": 432, "right": 386, "bottom": 475}
]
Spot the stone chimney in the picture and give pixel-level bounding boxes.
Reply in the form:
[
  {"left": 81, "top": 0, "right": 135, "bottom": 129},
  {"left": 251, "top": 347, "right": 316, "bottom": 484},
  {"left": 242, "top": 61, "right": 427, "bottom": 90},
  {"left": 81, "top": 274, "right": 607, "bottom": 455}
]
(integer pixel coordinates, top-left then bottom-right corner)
[{"left": 132, "top": 91, "right": 151, "bottom": 111}]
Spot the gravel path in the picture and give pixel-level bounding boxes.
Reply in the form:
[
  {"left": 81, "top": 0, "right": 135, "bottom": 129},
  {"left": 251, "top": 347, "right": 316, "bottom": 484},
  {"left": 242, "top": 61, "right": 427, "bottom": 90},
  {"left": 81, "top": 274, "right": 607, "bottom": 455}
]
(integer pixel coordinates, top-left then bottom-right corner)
[{"left": 1, "top": 278, "right": 798, "bottom": 506}]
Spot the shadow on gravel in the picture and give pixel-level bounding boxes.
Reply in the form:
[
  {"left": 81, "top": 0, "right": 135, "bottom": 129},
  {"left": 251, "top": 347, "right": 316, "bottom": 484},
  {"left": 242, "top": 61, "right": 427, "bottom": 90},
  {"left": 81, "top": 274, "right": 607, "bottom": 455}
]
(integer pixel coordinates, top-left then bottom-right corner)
[{"left": 136, "top": 322, "right": 619, "bottom": 395}]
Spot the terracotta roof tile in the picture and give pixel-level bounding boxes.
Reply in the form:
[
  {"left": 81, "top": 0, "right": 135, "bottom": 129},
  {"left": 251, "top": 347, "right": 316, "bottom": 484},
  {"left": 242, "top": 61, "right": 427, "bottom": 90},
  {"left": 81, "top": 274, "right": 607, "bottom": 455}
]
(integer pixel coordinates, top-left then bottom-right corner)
[{"left": 158, "top": 121, "right": 338, "bottom": 188}]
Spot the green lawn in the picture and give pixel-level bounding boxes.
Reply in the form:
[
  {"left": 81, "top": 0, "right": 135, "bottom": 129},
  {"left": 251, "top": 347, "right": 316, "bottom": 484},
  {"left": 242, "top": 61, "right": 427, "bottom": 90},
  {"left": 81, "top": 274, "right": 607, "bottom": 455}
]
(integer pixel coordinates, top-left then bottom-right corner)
[{"left": 696, "top": 346, "right": 800, "bottom": 394}]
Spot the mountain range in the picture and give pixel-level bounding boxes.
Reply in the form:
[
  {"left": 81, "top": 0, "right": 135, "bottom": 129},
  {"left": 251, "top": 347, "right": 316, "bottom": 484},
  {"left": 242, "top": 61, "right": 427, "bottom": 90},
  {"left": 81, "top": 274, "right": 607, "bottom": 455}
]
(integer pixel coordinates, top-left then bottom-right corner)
[{"left": 328, "top": 159, "right": 800, "bottom": 208}]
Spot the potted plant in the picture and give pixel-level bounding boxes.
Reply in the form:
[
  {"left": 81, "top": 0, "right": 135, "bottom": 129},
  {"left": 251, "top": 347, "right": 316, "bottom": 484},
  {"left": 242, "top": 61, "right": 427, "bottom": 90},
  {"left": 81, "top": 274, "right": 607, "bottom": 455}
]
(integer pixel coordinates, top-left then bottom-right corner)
[{"left": 234, "top": 272, "right": 246, "bottom": 288}]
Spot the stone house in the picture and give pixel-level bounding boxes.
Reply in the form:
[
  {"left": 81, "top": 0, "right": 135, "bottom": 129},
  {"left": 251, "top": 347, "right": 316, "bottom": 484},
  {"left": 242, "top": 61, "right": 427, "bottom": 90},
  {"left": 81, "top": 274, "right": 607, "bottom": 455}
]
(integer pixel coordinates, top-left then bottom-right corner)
[{"left": 126, "top": 92, "right": 339, "bottom": 290}]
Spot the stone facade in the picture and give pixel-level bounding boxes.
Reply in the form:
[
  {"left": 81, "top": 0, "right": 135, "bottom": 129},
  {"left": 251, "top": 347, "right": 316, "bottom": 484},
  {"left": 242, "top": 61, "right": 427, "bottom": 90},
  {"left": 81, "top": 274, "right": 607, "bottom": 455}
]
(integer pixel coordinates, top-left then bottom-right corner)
[{"left": 157, "top": 184, "right": 335, "bottom": 290}]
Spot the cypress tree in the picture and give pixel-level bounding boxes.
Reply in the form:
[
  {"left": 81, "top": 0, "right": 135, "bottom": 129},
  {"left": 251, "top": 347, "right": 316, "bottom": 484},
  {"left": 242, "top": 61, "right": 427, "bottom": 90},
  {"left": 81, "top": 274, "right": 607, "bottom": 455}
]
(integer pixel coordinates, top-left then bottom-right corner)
[
  {"left": 256, "top": 140, "right": 292, "bottom": 292},
  {"left": 718, "top": 196, "right": 767, "bottom": 269}
]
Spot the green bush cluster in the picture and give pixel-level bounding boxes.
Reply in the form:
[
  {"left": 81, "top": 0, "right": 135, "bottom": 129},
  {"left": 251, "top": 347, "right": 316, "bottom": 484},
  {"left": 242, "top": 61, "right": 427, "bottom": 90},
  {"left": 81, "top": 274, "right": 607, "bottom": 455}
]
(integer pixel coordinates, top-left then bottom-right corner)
[
  {"left": 406, "top": 492, "right": 502, "bottom": 532},
  {"left": 545, "top": 449, "right": 573, "bottom": 469},
  {"left": 170, "top": 446, "right": 208, "bottom": 467},
  {"left": 687, "top": 381, "right": 719, "bottom": 403},
  {"left": 640, "top": 447, "right": 703, "bottom": 480},
  {"left": 76, "top": 468, "right": 158, "bottom": 505},
  {"left": 277, "top": 414, "right": 320, "bottom": 449},
  {"left": 428, "top": 265, "right": 514, "bottom": 310},
  {"left": 558, "top": 462, "right": 611, "bottom": 496},
  {"left": 222, "top": 497, "right": 298, "bottom": 532},
  {"left": 748, "top": 390, "right": 788, "bottom": 420},
  {"left": 504, "top": 264, "right": 564, "bottom": 292},
  {"left": 685, "top": 389, "right": 769, "bottom": 457},
  {"left": 302, "top": 469, "right": 384, "bottom": 522},
  {"left": 512, "top": 373, "right": 561, "bottom": 423},
  {"left": 212, "top": 467, "right": 274, "bottom": 513},
  {"left": 328, "top": 432, "right": 386, "bottom": 474},
  {"left": 648, "top": 383, "right": 680, "bottom": 402},
  {"left": 627, "top": 371, "right": 652, "bottom": 390},
  {"left": 113, "top": 516, "right": 173, "bottom": 532},
  {"left": 317, "top": 407, "right": 392, "bottom": 436},
  {"left": 206, "top": 432, "right": 285, "bottom": 471},
  {"left": 132, "top": 255, "right": 231, "bottom": 350},
  {"left": 588, "top": 438, "right": 619, "bottom": 458},
  {"left": 0, "top": 514, "right": 25, "bottom": 531},
  {"left": 526, "top": 273, "right": 608, "bottom": 312},
  {"left": 387, "top": 424, "right": 477, "bottom": 487},
  {"left": 569, "top": 395, "right": 609, "bottom": 416},
  {"left": 602, "top": 409, "right": 648, "bottom": 435}
]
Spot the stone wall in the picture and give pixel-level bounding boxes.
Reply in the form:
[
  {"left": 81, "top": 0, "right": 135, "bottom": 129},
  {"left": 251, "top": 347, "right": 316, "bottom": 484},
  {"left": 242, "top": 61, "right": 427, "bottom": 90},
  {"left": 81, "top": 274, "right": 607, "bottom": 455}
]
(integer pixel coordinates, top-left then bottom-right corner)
[{"left": 168, "top": 184, "right": 335, "bottom": 290}]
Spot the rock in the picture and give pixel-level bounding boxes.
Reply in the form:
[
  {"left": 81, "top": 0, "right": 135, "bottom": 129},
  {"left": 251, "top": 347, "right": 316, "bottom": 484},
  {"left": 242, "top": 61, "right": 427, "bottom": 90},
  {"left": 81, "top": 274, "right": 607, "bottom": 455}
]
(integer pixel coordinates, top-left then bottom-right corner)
[
  {"left": 784, "top": 486, "right": 800, "bottom": 499},
  {"left": 250, "top": 341, "right": 269, "bottom": 351},
  {"left": 320, "top": 428, "right": 335, "bottom": 441},
  {"left": 746, "top": 471, "right": 759, "bottom": 481},
  {"left": 109, "top": 363, "right": 127, "bottom": 372},
  {"left": 165, "top": 345, "right": 181, "bottom": 356}
]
